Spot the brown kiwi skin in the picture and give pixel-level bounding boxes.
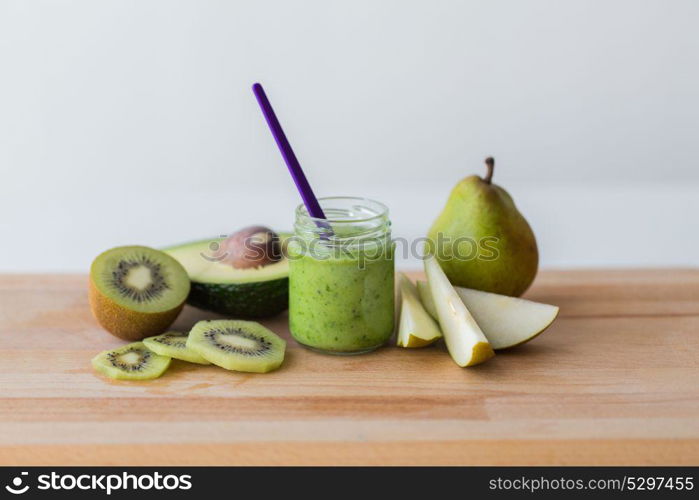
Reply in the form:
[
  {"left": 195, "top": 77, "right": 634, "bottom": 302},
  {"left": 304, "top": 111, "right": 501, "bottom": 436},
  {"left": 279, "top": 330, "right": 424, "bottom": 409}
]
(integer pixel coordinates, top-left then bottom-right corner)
[{"left": 88, "top": 278, "right": 185, "bottom": 341}]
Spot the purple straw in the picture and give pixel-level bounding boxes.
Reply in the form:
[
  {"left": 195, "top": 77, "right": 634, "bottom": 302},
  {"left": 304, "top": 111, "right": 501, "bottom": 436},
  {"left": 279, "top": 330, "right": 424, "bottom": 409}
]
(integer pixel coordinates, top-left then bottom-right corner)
[{"left": 252, "top": 83, "right": 332, "bottom": 233}]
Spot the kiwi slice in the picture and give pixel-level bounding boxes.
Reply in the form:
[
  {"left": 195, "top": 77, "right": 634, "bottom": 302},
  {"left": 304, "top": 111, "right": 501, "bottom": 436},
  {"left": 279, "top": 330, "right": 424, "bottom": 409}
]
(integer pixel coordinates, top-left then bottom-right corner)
[
  {"left": 89, "top": 246, "right": 191, "bottom": 340},
  {"left": 187, "top": 320, "right": 286, "bottom": 373},
  {"left": 92, "top": 342, "right": 171, "bottom": 380},
  {"left": 143, "top": 331, "right": 211, "bottom": 365}
]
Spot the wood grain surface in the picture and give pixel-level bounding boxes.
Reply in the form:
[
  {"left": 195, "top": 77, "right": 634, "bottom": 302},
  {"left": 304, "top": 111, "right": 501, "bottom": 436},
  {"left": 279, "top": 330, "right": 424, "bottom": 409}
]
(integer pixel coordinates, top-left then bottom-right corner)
[{"left": 1, "top": 269, "right": 698, "bottom": 465}]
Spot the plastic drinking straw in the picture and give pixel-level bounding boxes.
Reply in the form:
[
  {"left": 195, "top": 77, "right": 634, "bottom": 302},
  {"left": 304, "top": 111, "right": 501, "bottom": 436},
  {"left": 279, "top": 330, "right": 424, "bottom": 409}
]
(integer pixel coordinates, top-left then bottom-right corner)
[{"left": 252, "top": 83, "right": 332, "bottom": 234}]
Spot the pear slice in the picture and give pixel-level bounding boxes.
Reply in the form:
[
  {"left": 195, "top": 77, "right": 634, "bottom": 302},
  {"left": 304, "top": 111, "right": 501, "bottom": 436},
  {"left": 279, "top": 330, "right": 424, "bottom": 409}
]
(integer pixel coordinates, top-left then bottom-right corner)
[
  {"left": 424, "top": 256, "right": 494, "bottom": 367},
  {"left": 454, "top": 287, "right": 558, "bottom": 349},
  {"left": 416, "top": 280, "right": 558, "bottom": 350},
  {"left": 396, "top": 274, "right": 442, "bottom": 348},
  {"left": 416, "top": 280, "right": 438, "bottom": 319}
]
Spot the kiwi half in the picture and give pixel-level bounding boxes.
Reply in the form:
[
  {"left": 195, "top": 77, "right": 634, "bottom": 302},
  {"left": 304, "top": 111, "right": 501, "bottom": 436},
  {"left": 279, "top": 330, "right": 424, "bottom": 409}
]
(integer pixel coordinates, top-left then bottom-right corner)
[
  {"left": 187, "top": 319, "right": 286, "bottom": 373},
  {"left": 143, "top": 331, "right": 211, "bottom": 365},
  {"left": 89, "top": 246, "right": 190, "bottom": 340},
  {"left": 92, "top": 342, "right": 171, "bottom": 380}
]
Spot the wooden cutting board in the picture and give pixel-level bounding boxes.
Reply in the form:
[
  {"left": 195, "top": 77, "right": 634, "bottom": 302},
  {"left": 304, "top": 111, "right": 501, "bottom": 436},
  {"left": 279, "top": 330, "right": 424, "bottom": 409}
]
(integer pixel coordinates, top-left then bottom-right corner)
[{"left": 1, "top": 270, "right": 698, "bottom": 465}]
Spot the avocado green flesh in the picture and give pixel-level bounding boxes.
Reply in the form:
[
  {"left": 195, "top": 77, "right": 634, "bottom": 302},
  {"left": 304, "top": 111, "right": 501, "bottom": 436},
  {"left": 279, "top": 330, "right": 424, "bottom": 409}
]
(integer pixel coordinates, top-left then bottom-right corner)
[
  {"left": 164, "top": 238, "right": 288, "bottom": 284},
  {"left": 163, "top": 238, "right": 289, "bottom": 318}
]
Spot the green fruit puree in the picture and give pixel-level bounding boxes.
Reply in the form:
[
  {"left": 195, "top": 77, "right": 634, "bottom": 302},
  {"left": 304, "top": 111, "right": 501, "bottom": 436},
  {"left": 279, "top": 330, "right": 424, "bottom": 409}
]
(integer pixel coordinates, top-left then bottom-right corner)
[{"left": 288, "top": 241, "right": 394, "bottom": 353}]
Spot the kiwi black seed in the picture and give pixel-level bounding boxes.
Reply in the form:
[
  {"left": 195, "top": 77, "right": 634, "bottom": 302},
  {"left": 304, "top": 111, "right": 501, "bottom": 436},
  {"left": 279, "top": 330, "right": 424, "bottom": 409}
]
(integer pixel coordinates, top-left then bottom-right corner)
[
  {"left": 92, "top": 342, "right": 171, "bottom": 380},
  {"left": 187, "top": 319, "right": 286, "bottom": 373},
  {"left": 89, "top": 246, "right": 190, "bottom": 341},
  {"left": 143, "top": 331, "right": 211, "bottom": 365},
  {"left": 109, "top": 256, "right": 169, "bottom": 303}
]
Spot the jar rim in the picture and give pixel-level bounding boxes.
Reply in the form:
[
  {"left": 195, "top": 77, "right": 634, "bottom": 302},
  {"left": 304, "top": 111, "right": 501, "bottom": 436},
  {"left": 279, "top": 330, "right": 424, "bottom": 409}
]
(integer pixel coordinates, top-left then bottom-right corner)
[{"left": 295, "top": 196, "right": 389, "bottom": 224}]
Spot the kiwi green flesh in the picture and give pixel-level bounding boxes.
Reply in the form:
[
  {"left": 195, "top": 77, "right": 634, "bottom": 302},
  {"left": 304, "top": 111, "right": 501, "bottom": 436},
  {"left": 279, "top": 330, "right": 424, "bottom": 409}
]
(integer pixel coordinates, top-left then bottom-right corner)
[
  {"left": 187, "top": 319, "right": 286, "bottom": 373},
  {"left": 91, "top": 342, "right": 171, "bottom": 380},
  {"left": 143, "top": 331, "right": 211, "bottom": 365},
  {"left": 164, "top": 237, "right": 289, "bottom": 285},
  {"left": 91, "top": 246, "right": 190, "bottom": 313}
]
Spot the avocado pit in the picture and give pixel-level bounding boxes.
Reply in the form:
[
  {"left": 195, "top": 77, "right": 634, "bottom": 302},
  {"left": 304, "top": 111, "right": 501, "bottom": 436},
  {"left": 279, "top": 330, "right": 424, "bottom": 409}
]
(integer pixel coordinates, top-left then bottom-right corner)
[{"left": 221, "top": 225, "right": 282, "bottom": 269}]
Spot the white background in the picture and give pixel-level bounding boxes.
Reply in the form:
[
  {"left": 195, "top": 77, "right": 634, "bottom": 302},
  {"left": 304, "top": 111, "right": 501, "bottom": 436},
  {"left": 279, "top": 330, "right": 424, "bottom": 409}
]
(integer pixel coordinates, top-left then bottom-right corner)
[{"left": 1, "top": 0, "right": 698, "bottom": 271}]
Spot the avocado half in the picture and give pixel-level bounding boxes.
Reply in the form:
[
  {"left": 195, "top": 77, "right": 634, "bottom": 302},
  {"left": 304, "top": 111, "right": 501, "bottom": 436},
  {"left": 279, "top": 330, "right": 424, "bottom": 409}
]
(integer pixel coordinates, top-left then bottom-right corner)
[{"left": 163, "top": 237, "right": 289, "bottom": 318}]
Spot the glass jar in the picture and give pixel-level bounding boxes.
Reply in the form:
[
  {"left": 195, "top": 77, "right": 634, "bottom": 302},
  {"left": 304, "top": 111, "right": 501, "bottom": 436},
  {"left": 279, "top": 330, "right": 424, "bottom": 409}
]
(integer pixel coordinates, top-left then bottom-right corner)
[{"left": 288, "top": 197, "right": 394, "bottom": 354}]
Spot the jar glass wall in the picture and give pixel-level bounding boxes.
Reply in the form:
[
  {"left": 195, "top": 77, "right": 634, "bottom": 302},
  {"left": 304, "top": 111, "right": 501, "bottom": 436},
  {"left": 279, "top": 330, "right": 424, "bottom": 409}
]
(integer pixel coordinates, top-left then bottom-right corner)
[{"left": 288, "top": 197, "right": 394, "bottom": 354}]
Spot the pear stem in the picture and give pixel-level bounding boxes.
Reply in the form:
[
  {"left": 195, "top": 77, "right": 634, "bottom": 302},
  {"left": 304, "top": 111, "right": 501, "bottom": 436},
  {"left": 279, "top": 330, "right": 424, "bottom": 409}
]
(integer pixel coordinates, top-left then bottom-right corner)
[{"left": 484, "top": 157, "right": 495, "bottom": 184}]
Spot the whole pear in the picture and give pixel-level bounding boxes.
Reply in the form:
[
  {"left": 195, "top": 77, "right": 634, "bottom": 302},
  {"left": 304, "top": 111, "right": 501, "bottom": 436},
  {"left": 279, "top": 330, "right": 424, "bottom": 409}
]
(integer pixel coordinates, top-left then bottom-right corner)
[{"left": 427, "top": 157, "right": 538, "bottom": 297}]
